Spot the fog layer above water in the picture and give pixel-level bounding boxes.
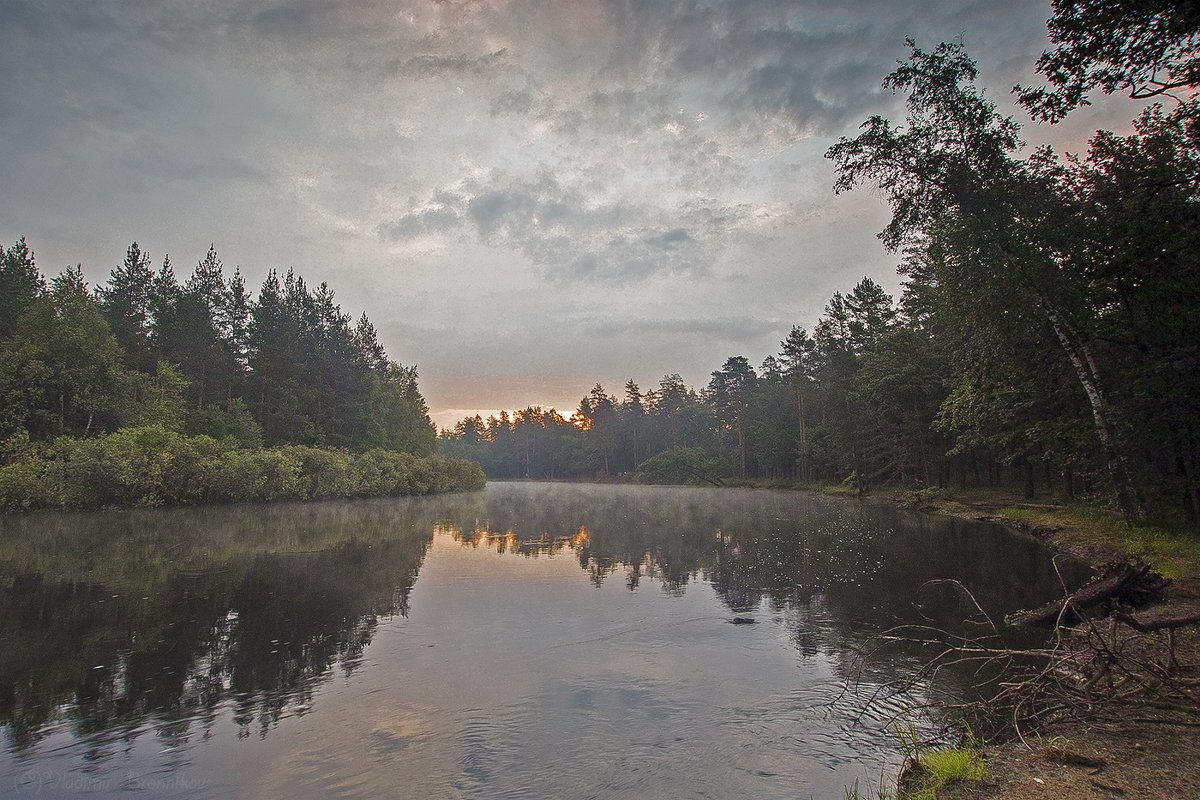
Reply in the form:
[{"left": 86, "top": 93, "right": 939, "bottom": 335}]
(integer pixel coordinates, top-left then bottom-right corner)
[{"left": 0, "top": 483, "right": 1083, "bottom": 799}]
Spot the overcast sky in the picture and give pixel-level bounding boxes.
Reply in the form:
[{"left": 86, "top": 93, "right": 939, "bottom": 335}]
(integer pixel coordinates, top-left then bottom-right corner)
[{"left": 0, "top": 1, "right": 1143, "bottom": 429}]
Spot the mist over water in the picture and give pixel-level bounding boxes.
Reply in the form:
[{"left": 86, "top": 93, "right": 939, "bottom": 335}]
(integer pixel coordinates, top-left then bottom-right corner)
[{"left": 0, "top": 483, "right": 1084, "bottom": 798}]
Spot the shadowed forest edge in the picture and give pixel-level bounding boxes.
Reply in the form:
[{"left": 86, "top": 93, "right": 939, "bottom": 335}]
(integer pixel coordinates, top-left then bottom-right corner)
[{"left": 0, "top": 242, "right": 484, "bottom": 509}]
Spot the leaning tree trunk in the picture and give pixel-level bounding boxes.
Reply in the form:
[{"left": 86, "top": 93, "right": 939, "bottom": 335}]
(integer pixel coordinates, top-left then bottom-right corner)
[
  {"left": 796, "top": 387, "right": 807, "bottom": 483},
  {"left": 1043, "top": 304, "right": 1142, "bottom": 523}
]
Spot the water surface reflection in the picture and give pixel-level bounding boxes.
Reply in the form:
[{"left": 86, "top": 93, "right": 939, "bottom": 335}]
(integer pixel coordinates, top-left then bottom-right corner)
[{"left": 0, "top": 482, "right": 1083, "bottom": 798}]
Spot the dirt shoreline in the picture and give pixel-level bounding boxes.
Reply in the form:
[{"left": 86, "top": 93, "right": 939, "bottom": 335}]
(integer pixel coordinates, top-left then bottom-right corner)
[{"left": 889, "top": 492, "right": 1200, "bottom": 800}]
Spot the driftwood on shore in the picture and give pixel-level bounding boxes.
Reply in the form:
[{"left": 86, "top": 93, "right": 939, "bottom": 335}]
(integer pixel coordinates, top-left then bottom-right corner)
[{"left": 1008, "top": 562, "right": 1170, "bottom": 629}]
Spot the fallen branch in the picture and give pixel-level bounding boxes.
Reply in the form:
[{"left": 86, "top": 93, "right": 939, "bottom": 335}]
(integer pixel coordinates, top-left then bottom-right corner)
[
  {"left": 1113, "top": 608, "right": 1200, "bottom": 633},
  {"left": 1008, "top": 562, "right": 1169, "bottom": 628},
  {"left": 849, "top": 569, "right": 1199, "bottom": 748}
]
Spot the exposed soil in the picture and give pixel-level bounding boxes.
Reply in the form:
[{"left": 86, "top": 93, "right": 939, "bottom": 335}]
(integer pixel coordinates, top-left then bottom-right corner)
[{"left": 938, "top": 707, "right": 1200, "bottom": 800}]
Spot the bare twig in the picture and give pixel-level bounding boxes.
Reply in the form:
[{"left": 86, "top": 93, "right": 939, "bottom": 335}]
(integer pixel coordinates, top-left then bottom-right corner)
[{"left": 847, "top": 562, "right": 1199, "bottom": 746}]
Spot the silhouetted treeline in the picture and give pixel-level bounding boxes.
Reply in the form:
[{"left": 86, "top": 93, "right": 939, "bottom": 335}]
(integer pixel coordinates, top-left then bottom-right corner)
[
  {"left": 443, "top": 246, "right": 1197, "bottom": 528},
  {"left": 0, "top": 241, "right": 482, "bottom": 508},
  {"left": 443, "top": 23, "right": 1200, "bottom": 528},
  {"left": 438, "top": 277, "right": 951, "bottom": 492}
]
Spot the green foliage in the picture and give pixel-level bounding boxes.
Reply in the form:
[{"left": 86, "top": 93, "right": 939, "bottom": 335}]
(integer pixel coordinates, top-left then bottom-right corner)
[
  {"left": 898, "top": 747, "right": 985, "bottom": 800},
  {"left": 1017, "top": 0, "right": 1200, "bottom": 121},
  {"left": 0, "top": 426, "right": 484, "bottom": 511},
  {"left": 0, "top": 454, "right": 58, "bottom": 509},
  {"left": 98, "top": 242, "right": 156, "bottom": 372},
  {"left": 240, "top": 268, "right": 436, "bottom": 451},
  {"left": 708, "top": 356, "right": 757, "bottom": 477},
  {"left": 129, "top": 361, "right": 189, "bottom": 430},
  {"left": 825, "top": 39, "right": 1200, "bottom": 524},
  {"left": 633, "top": 447, "right": 723, "bottom": 486},
  {"left": 892, "top": 719, "right": 985, "bottom": 800},
  {"left": 902, "top": 486, "right": 947, "bottom": 511},
  {"left": 186, "top": 397, "right": 262, "bottom": 449},
  {"left": 361, "top": 364, "right": 437, "bottom": 456},
  {"left": 0, "top": 238, "right": 44, "bottom": 339},
  {"left": 1, "top": 265, "right": 137, "bottom": 440},
  {"left": 1001, "top": 503, "right": 1200, "bottom": 582},
  {"left": 0, "top": 239, "right": 450, "bottom": 511}
]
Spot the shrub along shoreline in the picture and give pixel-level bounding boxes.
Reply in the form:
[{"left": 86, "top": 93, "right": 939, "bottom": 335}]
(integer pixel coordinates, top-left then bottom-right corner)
[{"left": 0, "top": 425, "right": 485, "bottom": 511}]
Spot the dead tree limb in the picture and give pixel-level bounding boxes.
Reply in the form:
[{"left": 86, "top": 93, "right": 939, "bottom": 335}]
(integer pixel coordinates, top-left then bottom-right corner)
[
  {"left": 1113, "top": 608, "right": 1200, "bottom": 633},
  {"left": 1008, "top": 562, "right": 1169, "bottom": 628}
]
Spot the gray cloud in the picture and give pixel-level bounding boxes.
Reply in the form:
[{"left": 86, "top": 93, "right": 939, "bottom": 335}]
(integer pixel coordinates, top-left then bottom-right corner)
[
  {"left": 387, "top": 49, "right": 511, "bottom": 78},
  {"left": 377, "top": 205, "right": 462, "bottom": 240},
  {"left": 251, "top": 5, "right": 322, "bottom": 40},
  {"left": 592, "top": 316, "right": 781, "bottom": 343},
  {"left": 3, "top": 0, "right": 1134, "bottom": 425},
  {"left": 378, "top": 170, "right": 741, "bottom": 282}
]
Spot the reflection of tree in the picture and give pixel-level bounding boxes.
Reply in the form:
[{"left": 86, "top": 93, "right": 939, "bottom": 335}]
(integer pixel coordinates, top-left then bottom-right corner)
[
  {"left": 438, "top": 482, "right": 1089, "bottom": 698},
  {"left": 440, "top": 483, "right": 1086, "bottom": 656},
  {"left": 0, "top": 497, "right": 454, "bottom": 749},
  {"left": 413, "top": 482, "right": 1089, "bottom": 724},
  {"left": 438, "top": 483, "right": 722, "bottom": 590},
  {"left": 1, "top": 483, "right": 1085, "bottom": 753}
]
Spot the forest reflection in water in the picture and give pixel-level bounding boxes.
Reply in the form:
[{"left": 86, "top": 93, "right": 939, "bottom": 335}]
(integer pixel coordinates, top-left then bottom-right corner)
[{"left": 0, "top": 482, "right": 1085, "bottom": 799}]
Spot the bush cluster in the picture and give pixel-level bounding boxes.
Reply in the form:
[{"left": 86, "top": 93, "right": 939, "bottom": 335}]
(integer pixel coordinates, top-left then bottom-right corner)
[{"left": 0, "top": 425, "right": 485, "bottom": 511}]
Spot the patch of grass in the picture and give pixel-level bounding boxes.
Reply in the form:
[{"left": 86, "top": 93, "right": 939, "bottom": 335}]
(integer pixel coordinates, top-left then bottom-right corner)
[
  {"left": 891, "top": 719, "right": 986, "bottom": 800},
  {"left": 1000, "top": 503, "right": 1200, "bottom": 582},
  {"left": 901, "top": 486, "right": 947, "bottom": 511},
  {"left": 907, "top": 753, "right": 984, "bottom": 800},
  {"left": 844, "top": 775, "right": 894, "bottom": 800},
  {"left": 899, "top": 747, "right": 986, "bottom": 799}
]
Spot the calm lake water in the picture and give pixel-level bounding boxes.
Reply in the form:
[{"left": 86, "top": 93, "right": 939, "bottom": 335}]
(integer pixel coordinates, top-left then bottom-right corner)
[{"left": 0, "top": 482, "right": 1083, "bottom": 799}]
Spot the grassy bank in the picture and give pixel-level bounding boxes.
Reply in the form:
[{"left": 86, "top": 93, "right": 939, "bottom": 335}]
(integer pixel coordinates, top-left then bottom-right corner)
[
  {"left": 0, "top": 424, "right": 486, "bottom": 511},
  {"left": 716, "top": 475, "right": 1200, "bottom": 583},
  {"left": 874, "top": 485, "right": 1200, "bottom": 584}
]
